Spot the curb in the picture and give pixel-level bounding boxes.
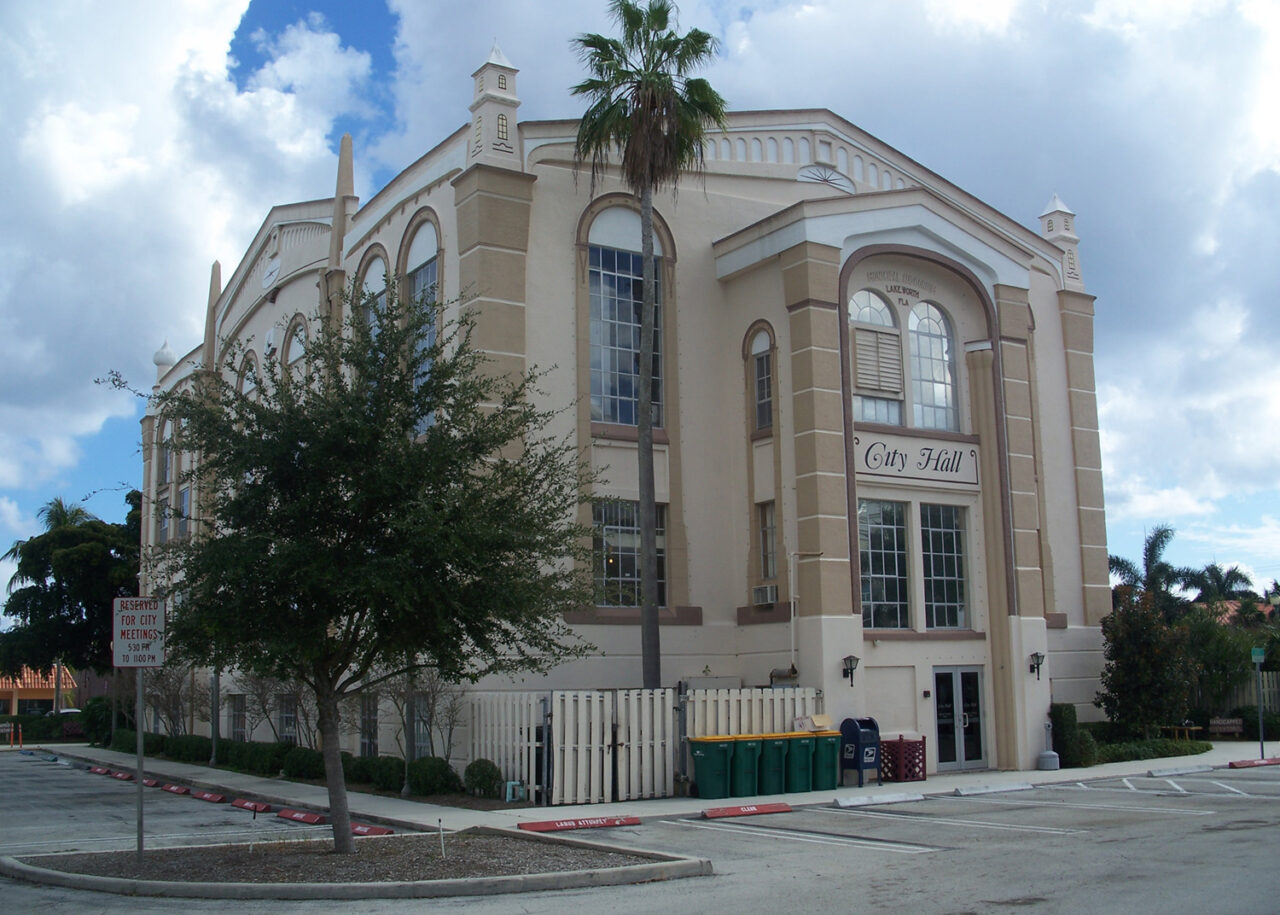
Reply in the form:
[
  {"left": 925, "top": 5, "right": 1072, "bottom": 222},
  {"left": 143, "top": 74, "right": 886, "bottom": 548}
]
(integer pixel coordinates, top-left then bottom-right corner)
[
  {"left": 1147, "top": 765, "right": 1214, "bottom": 777},
  {"left": 0, "top": 828, "right": 711, "bottom": 900},
  {"left": 834, "top": 792, "right": 924, "bottom": 807},
  {"left": 953, "top": 783, "right": 1034, "bottom": 796}
]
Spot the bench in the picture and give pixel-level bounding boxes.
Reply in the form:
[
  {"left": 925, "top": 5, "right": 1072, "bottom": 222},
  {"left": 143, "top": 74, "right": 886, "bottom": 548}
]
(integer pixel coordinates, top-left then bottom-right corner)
[
  {"left": 1160, "top": 724, "right": 1204, "bottom": 741},
  {"left": 1209, "top": 717, "right": 1244, "bottom": 737}
]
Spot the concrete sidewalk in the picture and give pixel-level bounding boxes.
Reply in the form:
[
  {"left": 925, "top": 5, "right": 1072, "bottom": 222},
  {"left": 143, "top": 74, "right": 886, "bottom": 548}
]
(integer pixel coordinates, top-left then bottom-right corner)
[{"left": 15, "top": 738, "right": 1280, "bottom": 833}]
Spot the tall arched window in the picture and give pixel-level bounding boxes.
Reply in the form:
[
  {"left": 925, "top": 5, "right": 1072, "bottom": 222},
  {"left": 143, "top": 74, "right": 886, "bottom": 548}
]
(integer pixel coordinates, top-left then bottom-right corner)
[
  {"left": 849, "top": 289, "right": 903, "bottom": 425},
  {"left": 405, "top": 221, "right": 439, "bottom": 434},
  {"left": 587, "top": 207, "right": 663, "bottom": 428},
  {"left": 360, "top": 255, "right": 388, "bottom": 338},
  {"left": 909, "top": 302, "right": 957, "bottom": 430},
  {"left": 284, "top": 318, "right": 308, "bottom": 366},
  {"left": 750, "top": 329, "right": 772, "bottom": 432}
]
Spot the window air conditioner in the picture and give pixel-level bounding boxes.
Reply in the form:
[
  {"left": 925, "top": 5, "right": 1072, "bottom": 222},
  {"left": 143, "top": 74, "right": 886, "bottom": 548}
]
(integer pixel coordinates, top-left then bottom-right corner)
[{"left": 752, "top": 584, "right": 778, "bottom": 606}]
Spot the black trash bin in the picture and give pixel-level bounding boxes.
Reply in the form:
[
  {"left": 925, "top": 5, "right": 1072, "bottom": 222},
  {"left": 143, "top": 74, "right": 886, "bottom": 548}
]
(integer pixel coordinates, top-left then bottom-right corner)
[{"left": 840, "top": 717, "right": 881, "bottom": 787}]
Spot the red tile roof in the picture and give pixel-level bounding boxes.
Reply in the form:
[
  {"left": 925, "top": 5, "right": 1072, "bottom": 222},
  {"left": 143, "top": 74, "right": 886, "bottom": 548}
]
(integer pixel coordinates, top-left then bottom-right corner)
[{"left": 0, "top": 666, "right": 78, "bottom": 690}]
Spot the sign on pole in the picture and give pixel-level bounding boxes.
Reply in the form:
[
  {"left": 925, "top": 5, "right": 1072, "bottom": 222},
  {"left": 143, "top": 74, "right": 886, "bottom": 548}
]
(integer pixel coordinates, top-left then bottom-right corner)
[
  {"left": 1252, "top": 646, "right": 1265, "bottom": 665},
  {"left": 113, "top": 597, "right": 164, "bottom": 668}
]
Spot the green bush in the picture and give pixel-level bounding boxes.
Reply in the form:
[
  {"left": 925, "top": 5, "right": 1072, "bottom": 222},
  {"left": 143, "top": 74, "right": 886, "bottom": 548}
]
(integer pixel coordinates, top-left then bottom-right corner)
[
  {"left": 81, "top": 698, "right": 111, "bottom": 745},
  {"left": 407, "top": 756, "right": 462, "bottom": 796},
  {"left": 165, "top": 734, "right": 213, "bottom": 762},
  {"left": 372, "top": 755, "right": 406, "bottom": 792},
  {"left": 6, "top": 714, "right": 56, "bottom": 740},
  {"left": 110, "top": 727, "right": 134, "bottom": 752},
  {"left": 1076, "top": 731, "right": 1098, "bottom": 767},
  {"left": 464, "top": 758, "right": 504, "bottom": 798},
  {"left": 1079, "top": 720, "right": 1127, "bottom": 744},
  {"left": 1049, "top": 704, "right": 1084, "bottom": 767},
  {"left": 282, "top": 745, "right": 326, "bottom": 779},
  {"left": 1094, "top": 738, "right": 1212, "bottom": 764},
  {"left": 109, "top": 728, "right": 166, "bottom": 756},
  {"left": 346, "top": 754, "right": 376, "bottom": 784},
  {"left": 1230, "top": 707, "right": 1280, "bottom": 742}
]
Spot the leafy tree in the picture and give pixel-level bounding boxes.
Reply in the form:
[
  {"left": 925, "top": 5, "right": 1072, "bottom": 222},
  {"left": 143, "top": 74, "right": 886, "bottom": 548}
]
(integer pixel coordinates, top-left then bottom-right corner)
[
  {"left": 1108, "top": 524, "right": 1198, "bottom": 624},
  {"left": 1189, "top": 561, "right": 1255, "bottom": 604},
  {"left": 572, "top": 0, "right": 726, "bottom": 688},
  {"left": 149, "top": 286, "right": 592, "bottom": 852},
  {"left": 1179, "top": 607, "right": 1253, "bottom": 712},
  {"left": 1096, "top": 587, "right": 1194, "bottom": 737},
  {"left": 0, "top": 492, "right": 140, "bottom": 676}
]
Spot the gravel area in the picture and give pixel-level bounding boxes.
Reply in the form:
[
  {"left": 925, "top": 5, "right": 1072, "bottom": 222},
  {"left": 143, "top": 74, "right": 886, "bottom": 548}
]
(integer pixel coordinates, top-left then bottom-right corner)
[{"left": 24, "top": 831, "right": 652, "bottom": 884}]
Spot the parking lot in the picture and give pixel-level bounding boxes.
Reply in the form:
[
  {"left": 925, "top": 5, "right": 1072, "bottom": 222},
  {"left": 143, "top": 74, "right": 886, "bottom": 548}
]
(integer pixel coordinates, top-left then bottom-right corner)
[{"left": 3, "top": 749, "right": 1280, "bottom": 913}]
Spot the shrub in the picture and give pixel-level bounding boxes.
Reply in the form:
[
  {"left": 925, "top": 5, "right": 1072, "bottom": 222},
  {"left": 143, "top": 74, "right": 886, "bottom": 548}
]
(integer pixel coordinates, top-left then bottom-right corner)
[
  {"left": 464, "top": 758, "right": 504, "bottom": 798},
  {"left": 165, "top": 734, "right": 213, "bottom": 763},
  {"left": 407, "top": 756, "right": 462, "bottom": 796},
  {"left": 257, "top": 741, "right": 295, "bottom": 775},
  {"left": 81, "top": 697, "right": 112, "bottom": 745},
  {"left": 372, "top": 755, "right": 406, "bottom": 792},
  {"left": 282, "top": 745, "right": 326, "bottom": 780},
  {"left": 110, "top": 727, "right": 134, "bottom": 753},
  {"left": 1230, "top": 706, "right": 1280, "bottom": 742},
  {"left": 1094, "top": 738, "right": 1212, "bottom": 764},
  {"left": 1049, "top": 703, "right": 1084, "bottom": 767},
  {"left": 346, "top": 754, "right": 376, "bottom": 785},
  {"left": 1076, "top": 731, "right": 1098, "bottom": 767}
]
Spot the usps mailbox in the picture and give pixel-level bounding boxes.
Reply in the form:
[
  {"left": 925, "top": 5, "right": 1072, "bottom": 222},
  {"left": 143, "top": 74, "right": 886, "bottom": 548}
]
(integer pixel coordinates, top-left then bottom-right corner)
[{"left": 840, "top": 717, "right": 881, "bottom": 787}]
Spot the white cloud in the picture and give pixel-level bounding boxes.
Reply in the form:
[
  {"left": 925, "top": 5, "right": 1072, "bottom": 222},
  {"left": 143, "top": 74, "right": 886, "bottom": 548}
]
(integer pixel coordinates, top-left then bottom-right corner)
[{"left": 924, "top": 0, "right": 1023, "bottom": 36}]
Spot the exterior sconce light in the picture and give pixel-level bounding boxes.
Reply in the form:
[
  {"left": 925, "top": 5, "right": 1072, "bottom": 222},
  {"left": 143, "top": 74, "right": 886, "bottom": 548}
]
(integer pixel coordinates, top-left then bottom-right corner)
[
  {"left": 841, "top": 654, "right": 860, "bottom": 685},
  {"left": 1029, "top": 651, "right": 1046, "bottom": 680}
]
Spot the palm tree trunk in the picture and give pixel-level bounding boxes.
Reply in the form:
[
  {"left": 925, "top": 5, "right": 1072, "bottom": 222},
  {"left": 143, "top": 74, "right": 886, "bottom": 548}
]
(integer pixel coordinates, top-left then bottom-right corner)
[{"left": 637, "top": 181, "right": 661, "bottom": 690}]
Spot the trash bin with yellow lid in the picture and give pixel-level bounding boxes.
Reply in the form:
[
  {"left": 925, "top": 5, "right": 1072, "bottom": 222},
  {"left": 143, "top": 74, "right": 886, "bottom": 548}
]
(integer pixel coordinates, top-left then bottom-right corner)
[
  {"left": 784, "top": 732, "right": 816, "bottom": 792},
  {"left": 730, "top": 735, "right": 763, "bottom": 797},
  {"left": 811, "top": 730, "right": 841, "bottom": 790},
  {"left": 689, "top": 736, "right": 735, "bottom": 800},
  {"left": 757, "top": 733, "right": 789, "bottom": 795}
]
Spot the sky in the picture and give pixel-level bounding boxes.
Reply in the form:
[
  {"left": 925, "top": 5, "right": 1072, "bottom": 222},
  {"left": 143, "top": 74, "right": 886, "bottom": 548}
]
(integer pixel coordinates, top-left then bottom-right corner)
[{"left": 1, "top": 0, "right": 1278, "bottom": 599}]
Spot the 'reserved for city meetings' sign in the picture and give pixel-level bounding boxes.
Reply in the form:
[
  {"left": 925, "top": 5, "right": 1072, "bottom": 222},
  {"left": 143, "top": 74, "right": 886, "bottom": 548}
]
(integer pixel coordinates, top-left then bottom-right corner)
[{"left": 113, "top": 597, "right": 165, "bottom": 668}]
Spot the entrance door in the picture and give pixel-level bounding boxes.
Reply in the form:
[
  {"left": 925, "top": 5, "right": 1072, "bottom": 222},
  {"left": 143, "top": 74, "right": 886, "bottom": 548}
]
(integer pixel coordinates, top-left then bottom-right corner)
[{"left": 934, "top": 667, "right": 985, "bottom": 771}]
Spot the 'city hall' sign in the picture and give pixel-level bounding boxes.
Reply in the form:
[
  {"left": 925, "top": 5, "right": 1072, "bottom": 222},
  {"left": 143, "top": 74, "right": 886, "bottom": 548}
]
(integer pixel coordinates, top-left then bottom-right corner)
[{"left": 854, "top": 433, "right": 979, "bottom": 486}]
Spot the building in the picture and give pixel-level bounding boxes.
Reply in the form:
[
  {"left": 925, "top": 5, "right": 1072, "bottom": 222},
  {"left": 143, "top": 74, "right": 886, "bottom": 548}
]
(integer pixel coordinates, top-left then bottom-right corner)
[
  {"left": 2, "top": 666, "right": 77, "bottom": 716},
  {"left": 143, "top": 46, "right": 1109, "bottom": 774}
]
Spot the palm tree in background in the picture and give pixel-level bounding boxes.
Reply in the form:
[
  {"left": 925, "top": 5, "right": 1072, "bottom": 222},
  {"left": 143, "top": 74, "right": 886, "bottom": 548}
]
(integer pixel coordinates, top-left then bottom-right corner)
[
  {"left": 1108, "top": 524, "right": 1199, "bottom": 624},
  {"left": 572, "top": 0, "right": 726, "bottom": 688},
  {"left": 1189, "top": 561, "right": 1256, "bottom": 604}
]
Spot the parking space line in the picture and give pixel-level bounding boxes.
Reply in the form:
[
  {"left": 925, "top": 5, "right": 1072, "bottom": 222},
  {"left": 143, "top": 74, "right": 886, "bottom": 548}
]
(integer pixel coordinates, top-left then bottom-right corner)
[
  {"left": 1123, "top": 777, "right": 1137, "bottom": 791},
  {"left": 963, "top": 794, "right": 1215, "bottom": 815},
  {"left": 663, "top": 818, "right": 936, "bottom": 854},
  {"left": 821, "top": 806, "right": 1079, "bottom": 835},
  {"left": 1165, "top": 779, "right": 1188, "bottom": 793},
  {"left": 1211, "top": 781, "right": 1249, "bottom": 796}
]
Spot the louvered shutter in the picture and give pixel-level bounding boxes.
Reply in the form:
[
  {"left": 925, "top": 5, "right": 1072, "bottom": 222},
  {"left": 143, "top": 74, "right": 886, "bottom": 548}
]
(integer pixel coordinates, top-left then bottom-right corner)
[{"left": 854, "top": 327, "right": 903, "bottom": 395}]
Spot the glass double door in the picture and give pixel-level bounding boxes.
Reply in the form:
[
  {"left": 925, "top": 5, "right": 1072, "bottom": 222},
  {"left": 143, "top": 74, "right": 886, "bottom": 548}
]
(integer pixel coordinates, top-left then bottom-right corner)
[{"left": 934, "top": 667, "right": 985, "bottom": 771}]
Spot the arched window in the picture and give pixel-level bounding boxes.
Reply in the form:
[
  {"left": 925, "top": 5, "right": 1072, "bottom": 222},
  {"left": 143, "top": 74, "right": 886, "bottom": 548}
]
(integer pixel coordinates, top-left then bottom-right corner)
[
  {"left": 849, "top": 289, "right": 903, "bottom": 425},
  {"left": 587, "top": 207, "right": 663, "bottom": 428},
  {"left": 405, "top": 220, "right": 439, "bottom": 434},
  {"left": 750, "top": 329, "right": 772, "bottom": 432},
  {"left": 284, "top": 318, "right": 307, "bottom": 366},
  {"left": 360, "top": 255, "right": 388, "bottom": 334},
  {"left": 909, "top": 302, "right": 957, "bottom": 430},
  {"left": 156, "top": 421, "right": 171, "bottom": 488}
]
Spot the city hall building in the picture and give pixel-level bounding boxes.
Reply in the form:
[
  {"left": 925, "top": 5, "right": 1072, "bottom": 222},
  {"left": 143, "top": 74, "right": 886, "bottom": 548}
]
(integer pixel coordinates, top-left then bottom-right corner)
[{"left": 143, "top": 46, "right": 1109, "bottom": 773}]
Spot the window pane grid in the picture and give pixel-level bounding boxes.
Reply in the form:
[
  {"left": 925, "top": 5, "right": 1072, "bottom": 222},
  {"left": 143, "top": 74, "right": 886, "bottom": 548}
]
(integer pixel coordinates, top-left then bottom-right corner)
[
  {"left": 854, "top": 395, "right": 903, "bottom": 424},
  {"left": 755, "top": 351, "right": 772, "bottom": 430},
  {"left": 909, "top": 302, "right": 956, "bottom": 430},
  {"left": 921, "top": 503, "right": 966, "bottom": 628},
  {"left": 593, "top": 500, "right": 666, "bottom": 607},
  {"left": 859, "top": 499, "right": 909, "bottom": 628},
  {"left": 589, "top": 245, "right": 662, "bottom": 427},
  {"left": 759, "top": 501, "right": 777, "bottom": 580}
]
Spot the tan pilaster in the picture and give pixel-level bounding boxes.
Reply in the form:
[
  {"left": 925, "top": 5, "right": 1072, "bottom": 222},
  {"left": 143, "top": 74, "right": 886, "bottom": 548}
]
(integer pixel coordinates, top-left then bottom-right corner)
[
  {"left": 994, "top": 284, "right": 1045, "bottom": 621},
  {"left": 781, "top": 242, "right": 851, "bottom": 618},
  {"left": 1059, "top": 289, "right": 1110, "bottom": 625}
]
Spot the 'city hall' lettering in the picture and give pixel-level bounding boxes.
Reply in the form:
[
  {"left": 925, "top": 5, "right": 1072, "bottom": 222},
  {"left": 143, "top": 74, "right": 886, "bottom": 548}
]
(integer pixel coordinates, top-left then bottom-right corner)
[{"left": 855, "top": 435, "right": 979, "bottom": 486}]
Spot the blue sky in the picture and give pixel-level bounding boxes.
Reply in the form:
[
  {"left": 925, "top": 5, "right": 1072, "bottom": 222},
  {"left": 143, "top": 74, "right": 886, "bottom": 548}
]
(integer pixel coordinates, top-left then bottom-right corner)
[{"left": 2, "top": 0, "right": 1279, "bottom": 596}]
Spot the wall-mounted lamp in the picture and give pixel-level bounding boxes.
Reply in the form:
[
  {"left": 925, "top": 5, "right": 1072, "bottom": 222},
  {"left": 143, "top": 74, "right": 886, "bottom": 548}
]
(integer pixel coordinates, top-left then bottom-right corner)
[
  {"left": 1029, "top": 651, "right": 1046, "bottom": 681},
  {"left": 841, "top": 654, "right": 860, "bottom": 685}
]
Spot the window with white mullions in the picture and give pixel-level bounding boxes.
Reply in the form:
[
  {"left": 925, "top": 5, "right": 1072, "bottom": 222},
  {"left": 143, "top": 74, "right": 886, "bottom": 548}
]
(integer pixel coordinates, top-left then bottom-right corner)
[
  {"left": 850, "top": 289, "right": 904, "bottom": 425},
  {"left": 593, "top": 500, "right": 666, "bottom": 607},
  {"left": 858, "top": 499, "right": 910, "bottom": 629},
  {"left": 909, "top": 302, "right": 957, "bottom": 431},
  {"left": 589, "top": 244, "right": 662, "bottom": 427},
  {"left": 750, "top": 330, "right": 772, "bottom": 431},
  {"left": 921, "top": 503, "right": 966, "bottom": 628},
  {"left": 759, "top": 501, "right": 777, "bottom": 581}
]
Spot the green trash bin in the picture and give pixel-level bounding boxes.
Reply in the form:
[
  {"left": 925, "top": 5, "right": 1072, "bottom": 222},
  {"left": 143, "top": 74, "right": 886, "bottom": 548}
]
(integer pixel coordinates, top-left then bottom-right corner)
[
  {"left": 758, "top": 734, "right": 789, "bottom": 795},
  {"left": 784, "top": 733, "right": 816, "bottom": 792},
  {"left": 812, "top": 730, "right": 841, "bottom": 790},
  {"left": 730, "top": 736, "right": 762, "bottom": 798},
  {"left": 690, "top": 736, "right": 735, "bottom": 800}
]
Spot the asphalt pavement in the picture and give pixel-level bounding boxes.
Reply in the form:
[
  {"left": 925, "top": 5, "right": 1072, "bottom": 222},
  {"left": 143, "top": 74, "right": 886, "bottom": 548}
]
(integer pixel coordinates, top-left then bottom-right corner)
[{"left": 13, "top": 737, "right": 1280, "bottom": 833}]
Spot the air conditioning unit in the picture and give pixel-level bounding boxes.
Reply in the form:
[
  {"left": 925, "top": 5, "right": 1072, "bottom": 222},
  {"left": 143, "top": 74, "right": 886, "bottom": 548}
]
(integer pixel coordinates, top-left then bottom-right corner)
[{"left": 752, "top": 584, "right": 779, "bottom": 606}]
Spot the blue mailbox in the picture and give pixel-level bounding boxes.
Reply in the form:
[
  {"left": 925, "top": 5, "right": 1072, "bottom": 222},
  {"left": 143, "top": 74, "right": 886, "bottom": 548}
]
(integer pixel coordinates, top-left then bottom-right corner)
[{"left": 840, "top": 717, "right": 881, "bottom": 788}]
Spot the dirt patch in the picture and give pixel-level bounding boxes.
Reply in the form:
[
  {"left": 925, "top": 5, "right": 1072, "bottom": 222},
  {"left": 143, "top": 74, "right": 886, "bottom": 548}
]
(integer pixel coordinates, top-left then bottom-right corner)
[{"left": 25, "top": 831, "right": 650, "bottom": 884}]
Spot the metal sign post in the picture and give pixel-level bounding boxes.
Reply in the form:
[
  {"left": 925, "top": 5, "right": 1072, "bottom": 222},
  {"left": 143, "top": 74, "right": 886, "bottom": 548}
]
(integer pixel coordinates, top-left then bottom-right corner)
[
  {"left": 1252, "top": 646, "right": 1266, "bottom": 761},
  {"left": 113, "top": 597, "right": 165, "bottom": 863}
]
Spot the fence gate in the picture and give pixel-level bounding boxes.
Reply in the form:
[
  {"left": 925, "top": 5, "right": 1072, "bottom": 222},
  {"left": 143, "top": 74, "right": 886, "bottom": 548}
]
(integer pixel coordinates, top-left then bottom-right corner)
[
  {"left": 470, "top": 691, "right": 544, "bottom": 802},
  {"left": 616, "top": 689, "right": 676, "bottom": 801},
  {"left": 549, "top": 690, "right": 614, "bottom": 805}
]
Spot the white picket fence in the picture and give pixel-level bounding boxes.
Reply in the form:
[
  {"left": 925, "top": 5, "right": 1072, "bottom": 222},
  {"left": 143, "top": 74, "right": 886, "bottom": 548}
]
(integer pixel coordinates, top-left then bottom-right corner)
[
  {"left": 685, "top": 687, "right": 823, "bottom": 737},
  {"left": 470, "top": 686, "right": 819, "bottom": 806},
  {"left": 1227, "top": 670, "right": 1280, "bottom": 713}
]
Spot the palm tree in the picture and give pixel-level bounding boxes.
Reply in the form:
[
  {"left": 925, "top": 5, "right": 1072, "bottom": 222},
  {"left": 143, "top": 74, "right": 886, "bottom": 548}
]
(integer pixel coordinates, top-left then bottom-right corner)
[
  {"left": 1108, "top": 524, "right": 1198, "bottom": 623},
  {"left": 1189, "top": 561, "right": 1255, "bottom": 604},
  {"left": 4, "top": 497, "right": 97, "bottom": 589},
  {"left": 572, "top": 0, "right": 726, "bottom": 688}
]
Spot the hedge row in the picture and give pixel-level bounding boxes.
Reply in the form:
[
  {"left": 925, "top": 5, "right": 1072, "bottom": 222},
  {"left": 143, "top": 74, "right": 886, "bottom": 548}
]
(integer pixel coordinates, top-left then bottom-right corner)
[
  {"left": 1095, "top": 738, "right": 1213, "bottom": 764},
  {"left": 279, "top": 747, "right": 466, "bottom": 795},
  {"left": 1049, "top": 703, "right": 1097, "bottom": 768}
]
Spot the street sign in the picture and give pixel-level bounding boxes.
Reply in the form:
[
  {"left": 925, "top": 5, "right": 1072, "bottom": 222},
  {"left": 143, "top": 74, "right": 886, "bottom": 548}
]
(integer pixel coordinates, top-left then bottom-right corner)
[
  {"left": 1253, "top": 646, "right": 1266, "bottom": 665},
  {"left": 113, "top": 597, "right": 164, "bottom": 668}
]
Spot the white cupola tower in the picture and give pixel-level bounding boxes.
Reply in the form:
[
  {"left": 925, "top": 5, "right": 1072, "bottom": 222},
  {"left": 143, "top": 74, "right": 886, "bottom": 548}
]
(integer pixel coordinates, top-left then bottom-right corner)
[
  {"left": 468, "top": 43, "right": 521, "bottom": 171},
  {"left": 1039, "top": 193, "right": 1085, "bottom": 292}
]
